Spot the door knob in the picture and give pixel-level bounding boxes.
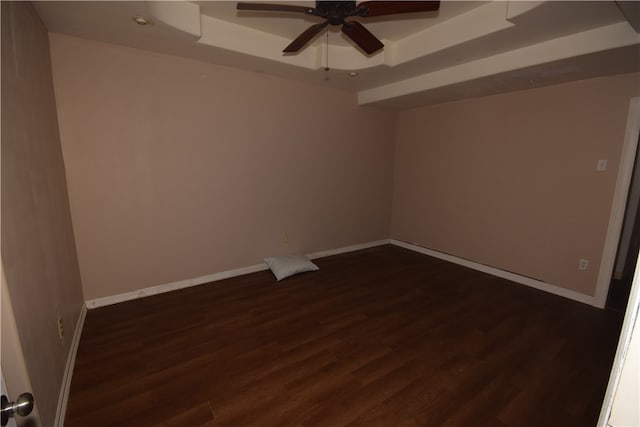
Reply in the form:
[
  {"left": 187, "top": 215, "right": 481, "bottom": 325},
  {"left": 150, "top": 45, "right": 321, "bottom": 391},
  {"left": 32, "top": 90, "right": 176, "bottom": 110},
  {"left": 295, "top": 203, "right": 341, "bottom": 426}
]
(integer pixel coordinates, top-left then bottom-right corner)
[{"left": 1, "top": 393, "right": 34, "bottom": 426}]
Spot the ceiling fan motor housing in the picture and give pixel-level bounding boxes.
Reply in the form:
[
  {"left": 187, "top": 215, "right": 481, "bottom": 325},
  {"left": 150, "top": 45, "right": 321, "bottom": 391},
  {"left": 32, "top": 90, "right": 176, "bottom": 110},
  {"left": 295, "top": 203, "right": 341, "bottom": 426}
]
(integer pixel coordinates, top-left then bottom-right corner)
[{"left": 315, "top": 1, "right": 360, "bottom": 25}]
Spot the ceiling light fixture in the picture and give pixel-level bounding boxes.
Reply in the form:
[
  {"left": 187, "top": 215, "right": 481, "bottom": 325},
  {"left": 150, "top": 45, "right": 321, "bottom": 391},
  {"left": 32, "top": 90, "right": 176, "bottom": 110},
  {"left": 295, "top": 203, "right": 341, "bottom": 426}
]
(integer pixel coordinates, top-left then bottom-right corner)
[
  {"left": 132, "top": 15, "right": 151, "bottom": 26},
  {"left": 348, "top": 72, "right": 358, "bottom": 77}
]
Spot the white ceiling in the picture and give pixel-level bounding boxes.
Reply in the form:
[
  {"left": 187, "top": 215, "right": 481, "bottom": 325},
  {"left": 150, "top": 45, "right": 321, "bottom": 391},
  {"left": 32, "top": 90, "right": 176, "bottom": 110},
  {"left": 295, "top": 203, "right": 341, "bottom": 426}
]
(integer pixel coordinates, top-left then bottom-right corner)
[{"left": 34, "top": 1, "right": 640, "bottom": 109}]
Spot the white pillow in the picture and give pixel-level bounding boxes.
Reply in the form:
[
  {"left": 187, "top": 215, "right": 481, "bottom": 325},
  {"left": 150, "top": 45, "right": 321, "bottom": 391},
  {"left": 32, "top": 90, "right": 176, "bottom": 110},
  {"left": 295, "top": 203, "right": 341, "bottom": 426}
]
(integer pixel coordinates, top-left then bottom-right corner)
[{"left": 264, "top": 254, "right": 319, "bottom": 281}]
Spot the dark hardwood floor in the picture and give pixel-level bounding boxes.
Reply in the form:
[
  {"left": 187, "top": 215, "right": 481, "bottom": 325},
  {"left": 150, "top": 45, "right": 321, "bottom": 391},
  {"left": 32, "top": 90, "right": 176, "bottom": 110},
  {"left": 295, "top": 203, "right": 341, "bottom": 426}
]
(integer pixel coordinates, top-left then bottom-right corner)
[{"left": 65, "top": 245, "right": 622, "bottom": 427}]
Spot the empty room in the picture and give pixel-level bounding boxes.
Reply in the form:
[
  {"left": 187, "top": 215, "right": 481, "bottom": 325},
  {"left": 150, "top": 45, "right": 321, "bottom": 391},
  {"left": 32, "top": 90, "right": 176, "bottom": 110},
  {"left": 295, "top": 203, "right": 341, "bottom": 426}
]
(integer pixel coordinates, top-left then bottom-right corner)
[{"left": 2, "top": 1, "right": 640, "bottom": 426}]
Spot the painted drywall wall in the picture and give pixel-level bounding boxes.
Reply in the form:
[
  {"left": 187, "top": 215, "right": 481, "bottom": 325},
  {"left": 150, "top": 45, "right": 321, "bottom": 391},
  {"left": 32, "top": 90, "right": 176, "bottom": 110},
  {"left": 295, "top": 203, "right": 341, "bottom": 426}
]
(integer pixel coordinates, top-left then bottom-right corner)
[
  {"left": 48, "top": 34, "right": 396, "bottom": 301},
  {"left": 392, "top": 72, "right": 640, "bottom": 296},
  {"left": 1, "top": 3, "right": 85, "bottom": 426}
]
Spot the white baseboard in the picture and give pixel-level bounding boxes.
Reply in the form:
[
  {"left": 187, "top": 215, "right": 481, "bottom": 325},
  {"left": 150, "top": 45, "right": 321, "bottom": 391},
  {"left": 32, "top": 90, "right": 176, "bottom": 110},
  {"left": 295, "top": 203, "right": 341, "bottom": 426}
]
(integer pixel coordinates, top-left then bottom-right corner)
[
  {"left": 85, "top": 238, "right": 595, "bottom": 309},
  {"left": 389, "top": 239, "right": 596, "bottom": 306},
  {"left": 85, "top": 239, "right": 391, "bottom": 309},
  {"left": 85, "top": 263, "right": 269, "bottom": 309},
  {"left": 54, "top": 305, "right": 86, "bottom": 427},
  {"left": 307, "top": 239, "right": 391, "bottom": 260}
]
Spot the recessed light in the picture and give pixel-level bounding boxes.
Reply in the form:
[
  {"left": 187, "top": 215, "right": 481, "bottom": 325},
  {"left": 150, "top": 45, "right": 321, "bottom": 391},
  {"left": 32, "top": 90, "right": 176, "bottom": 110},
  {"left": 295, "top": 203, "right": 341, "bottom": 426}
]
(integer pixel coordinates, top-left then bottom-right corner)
[
  {"left": 132, "top": 16, "right": 151, "bottom": 26},
  {"left": 348, "top": 72, "right": 359, "bottom": 77}
]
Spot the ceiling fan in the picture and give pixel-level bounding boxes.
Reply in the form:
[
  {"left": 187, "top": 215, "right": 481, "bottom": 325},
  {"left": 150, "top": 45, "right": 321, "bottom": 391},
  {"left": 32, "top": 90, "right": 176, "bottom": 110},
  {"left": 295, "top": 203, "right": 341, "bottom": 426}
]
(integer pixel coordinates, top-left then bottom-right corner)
[{"left": 236, "top": 1, "right": 440, "bottom": 55}]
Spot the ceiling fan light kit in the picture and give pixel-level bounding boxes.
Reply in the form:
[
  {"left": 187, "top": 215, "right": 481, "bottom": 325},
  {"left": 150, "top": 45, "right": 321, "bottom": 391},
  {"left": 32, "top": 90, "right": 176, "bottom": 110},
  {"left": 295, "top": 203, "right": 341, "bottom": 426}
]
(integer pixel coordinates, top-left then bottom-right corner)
[{"left": 237, "top": 1, "right": 440, "bottom": 55}]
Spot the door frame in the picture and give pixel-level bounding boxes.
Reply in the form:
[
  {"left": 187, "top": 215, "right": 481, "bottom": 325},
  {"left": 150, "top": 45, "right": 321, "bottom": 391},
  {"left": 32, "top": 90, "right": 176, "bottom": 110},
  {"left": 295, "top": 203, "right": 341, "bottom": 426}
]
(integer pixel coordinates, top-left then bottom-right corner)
[{"left": 595, "top": 97, "right": 640, "bottom": 308}]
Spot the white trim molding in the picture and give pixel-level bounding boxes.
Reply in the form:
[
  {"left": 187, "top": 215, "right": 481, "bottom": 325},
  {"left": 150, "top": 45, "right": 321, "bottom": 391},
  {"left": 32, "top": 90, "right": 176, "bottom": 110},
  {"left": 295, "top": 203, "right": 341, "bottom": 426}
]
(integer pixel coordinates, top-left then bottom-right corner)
[
  {"left": 85, "top": 236, "right": 602, "bottom": 310},
  {"left": 390, "top": 239, "right": 596, "bottom": 306},
  {"left": 54, "top": 305, "right": 86, "bottom": 427},
  {"left": 594, "top": 97, "right": 640, "bottom": 308},
  {"left": 85, "top": 239, "right": 391, "bottom": 309},
  {"left": 85, "top": 263, "right": 269, "bottom": 309},
  {"left": 306, "top": 239, "right": 391, "bottom": 260}
]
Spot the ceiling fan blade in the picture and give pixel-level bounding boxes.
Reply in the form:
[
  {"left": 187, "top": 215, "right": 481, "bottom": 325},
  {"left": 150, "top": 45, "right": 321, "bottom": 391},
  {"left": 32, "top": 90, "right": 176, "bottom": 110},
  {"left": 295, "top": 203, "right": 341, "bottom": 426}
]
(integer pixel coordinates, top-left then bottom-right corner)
[
  {"left": 283, "top": 22, "right": 328, "bottom": 53},
  {"left": 237, "top": 2, "right": 315, "bottom": 14},
  {"left": 357, "top": 1, "right": 440, "bottom": 17},
  {"left": 341, "top": 21, "right": 383, "bottom": 55}
]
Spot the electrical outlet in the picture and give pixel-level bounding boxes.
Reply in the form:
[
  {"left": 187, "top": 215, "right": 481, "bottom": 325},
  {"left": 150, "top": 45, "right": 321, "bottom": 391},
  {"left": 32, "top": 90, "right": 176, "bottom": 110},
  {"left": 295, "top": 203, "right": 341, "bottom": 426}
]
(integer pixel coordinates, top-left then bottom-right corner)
[
  {"left": 578, "top": 259, "right": 589, "bottom": 271},
  {"left": 57, "top": 317, "right": 64, "bottom": 339},
  {"left": 282, "top": 234, "right": 289, "bottom": 244}
]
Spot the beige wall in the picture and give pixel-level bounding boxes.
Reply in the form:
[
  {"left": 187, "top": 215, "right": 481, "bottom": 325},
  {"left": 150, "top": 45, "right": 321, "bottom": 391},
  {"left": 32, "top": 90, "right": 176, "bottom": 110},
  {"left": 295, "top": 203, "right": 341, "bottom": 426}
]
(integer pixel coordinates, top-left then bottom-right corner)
[
  {"left": 44, "top": 30, "right": 638, "bottom": 304},
  {"left": 392, "top": 73, "right": 640, "bottom": 296},
  {"left": 1, "top": 3, "right": 85, "bottom": 426},
  {"left": 48, "top": 34, "right": 396, "bottom": 301}
]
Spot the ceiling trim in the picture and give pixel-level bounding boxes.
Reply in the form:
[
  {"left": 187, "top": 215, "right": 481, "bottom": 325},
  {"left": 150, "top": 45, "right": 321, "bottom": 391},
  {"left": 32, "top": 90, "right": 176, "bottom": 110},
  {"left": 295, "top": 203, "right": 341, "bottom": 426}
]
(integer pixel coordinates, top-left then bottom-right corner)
[
  {"left": 33, "top": 0, "right": 640, "bottom": 109},
  {"left": 359, "top": 21, "right": 640, "bottom": 106}
]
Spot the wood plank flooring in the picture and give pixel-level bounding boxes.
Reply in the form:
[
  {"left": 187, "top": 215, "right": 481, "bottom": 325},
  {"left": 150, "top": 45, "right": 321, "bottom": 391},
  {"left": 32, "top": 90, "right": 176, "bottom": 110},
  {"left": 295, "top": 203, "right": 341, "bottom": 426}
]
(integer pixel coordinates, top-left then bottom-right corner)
[{"left": 64, "top": 245, "right": 622, "bottom": 427}]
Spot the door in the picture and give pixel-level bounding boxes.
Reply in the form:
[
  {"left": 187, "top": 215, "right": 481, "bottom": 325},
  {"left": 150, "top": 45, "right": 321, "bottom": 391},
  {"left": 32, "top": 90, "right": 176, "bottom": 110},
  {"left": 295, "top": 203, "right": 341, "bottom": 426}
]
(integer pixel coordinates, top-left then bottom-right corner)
[
  {"left": 1, "top": 374, "right": 34, "bottom": 427},
  {"left": 597, "top": 249, "right": 640, "bottom": 426},
  {"left": 1, "top": 373, "right": 17, "bottom": 427},
  {"left": 0, "top": 264, "right": 39, "bottom": 427}
]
